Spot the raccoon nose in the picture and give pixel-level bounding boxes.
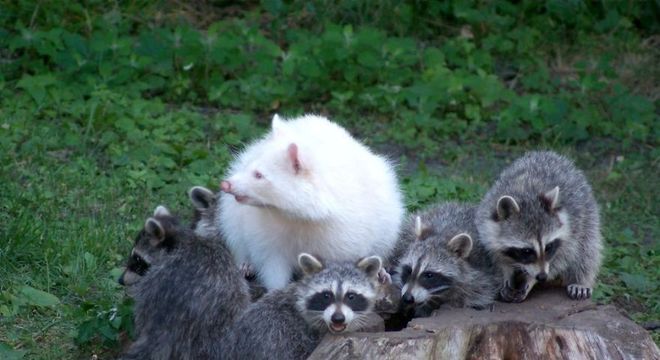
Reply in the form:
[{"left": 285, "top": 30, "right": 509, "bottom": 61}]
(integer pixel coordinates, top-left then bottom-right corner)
[
  {"left": 118, "top": 275, "right": 125, "bottom": 286},
  {"left": 536, "top": 272, "right": 548, "bottom": 282},
  {"left": 220, "top": 181, "right": 232, "bottom": 193},
  {"left": 402, "top": 293, "right": 415, "bottom": 304},
  {"left": 331, "top": 312, "right": 345, "bottom": 324}
]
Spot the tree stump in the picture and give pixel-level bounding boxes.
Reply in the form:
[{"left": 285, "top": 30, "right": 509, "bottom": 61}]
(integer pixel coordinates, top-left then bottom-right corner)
[{"left": 309, "top": 287, "right": 660, "bottom": 359}]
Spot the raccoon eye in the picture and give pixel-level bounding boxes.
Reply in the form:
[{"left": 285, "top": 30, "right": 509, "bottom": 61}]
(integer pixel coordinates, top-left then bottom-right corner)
[
  {"left": 344, "top": 291, "right": 369, "bottom": 312},
  {"left": 129, "top": 254, "right": 150, "bottom": 276},
  {"left": 418, "top": 271, "right": 452, "bottom": 289},
  {"left": 400, "top": 265, "right": 412, "bottom": 284},
  {"left": 307, "top": 291, "right": 334, "bottom": 311},
  {"left": 253, "top": 170, "right": 263, "bottom": 179},
  {"left": 503, "top": 247, "right": 537, "bottom": 264},
  {"left": 544, "top": 239, "right": 561, "bottom": 258}
]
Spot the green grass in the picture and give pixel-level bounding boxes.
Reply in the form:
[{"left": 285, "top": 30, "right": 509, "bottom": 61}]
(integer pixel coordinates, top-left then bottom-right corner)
[{"left": 1, "top": 0, "right": 658, "bottom": 358}]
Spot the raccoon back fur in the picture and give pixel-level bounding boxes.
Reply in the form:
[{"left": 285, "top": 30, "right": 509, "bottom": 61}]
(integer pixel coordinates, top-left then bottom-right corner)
[
  {"left": 476, "top": 151, "right": 602, "bottom": 302},
  {"left": 219, "top": 253, "right": 384, "bottom": 360},
  {"left": 189, "top": 185, "right": 268, "bottom": 301},
  {"left": 121, "top": 208, "right": 250, "bottom": 360},
  {"left": 394, "top": 203, "right": 499, "bottom": 317},
  {"left": 218, "top": 114, "right": 405, "bottom": 290}
]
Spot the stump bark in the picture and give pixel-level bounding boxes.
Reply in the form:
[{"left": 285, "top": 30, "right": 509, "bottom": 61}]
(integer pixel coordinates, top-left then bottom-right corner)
[{"left": 310, "top": 288, "right": 660, "bottom": 360}]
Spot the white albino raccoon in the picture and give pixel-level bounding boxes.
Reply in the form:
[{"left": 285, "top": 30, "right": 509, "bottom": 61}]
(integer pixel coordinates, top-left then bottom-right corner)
[{"left": 218, "top": 114, "right": 405, "bottom": 290}]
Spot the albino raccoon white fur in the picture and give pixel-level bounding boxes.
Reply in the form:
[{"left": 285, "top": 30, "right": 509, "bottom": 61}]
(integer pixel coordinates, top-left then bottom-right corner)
[{"left": 218, "top": 114, "right": 405, "bottom": 290}]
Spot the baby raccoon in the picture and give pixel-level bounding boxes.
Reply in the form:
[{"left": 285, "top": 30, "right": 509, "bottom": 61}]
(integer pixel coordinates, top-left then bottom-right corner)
[
  {"left": 189, "top": 185, "right": 268, "bottom": 300},
  {"left": 220, "top": 253, "right": 383, "bottom": 360},
  {"left": 121, "top": 208, "right": 250, "bottom": 359},
  {"left": 118, "top": 206, "right": 190, "bottom": 289},
  {"left": 476, "top": 151, "right": 602, "bottom": 302},
  {"left": 394, "top": 203, "right": 499, "bottom": 317}
]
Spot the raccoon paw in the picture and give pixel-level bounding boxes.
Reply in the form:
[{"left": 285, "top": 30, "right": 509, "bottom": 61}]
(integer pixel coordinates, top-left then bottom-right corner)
[
  {"left": 240, "top": 262, "right": 256, "bottom": 281},
  {"left": 567, "top": 284, "right": 592, "bottom": 300},
  {"left": 500, "top": 281, "right": 529, "bottom": 303},
  {"left": 377, "top": 268, "right": 392, "bottom": 285}
]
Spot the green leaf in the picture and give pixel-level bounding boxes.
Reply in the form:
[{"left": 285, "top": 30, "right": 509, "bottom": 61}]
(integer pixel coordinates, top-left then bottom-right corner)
[
  {"left": 19, "top": 286, "right": 60, "bottom": 307},
  {"left": 0, "top": 343, "right": 26, "bottom": 360},
  {"left": 620, "top": 273, "right": 651, "bottom": 292},
  {"left": 16, "top": 74, "right": 56, "bottom": 105}
]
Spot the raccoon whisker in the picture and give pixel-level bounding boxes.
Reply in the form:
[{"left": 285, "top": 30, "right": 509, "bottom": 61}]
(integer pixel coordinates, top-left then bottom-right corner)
[
  {"left": 428, "top": 285, "right": 450, "bottom": 294},
  {"left": 426, "top": 296, "right": 445, "bottom": 307},
  {"left": 350, "top": 314, "right": 369, "bottom": 331},
  {"left": 309, "top": 317, "right": 326, "bottom": 330}
]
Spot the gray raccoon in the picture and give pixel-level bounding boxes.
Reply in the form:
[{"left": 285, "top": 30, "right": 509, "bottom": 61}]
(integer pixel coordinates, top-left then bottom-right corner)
[
  {"left": 118, "top": 206, "right": 189, "bottom": 290},
  {"left": 220, "top": 253, "right": 383, "bottom": 360},
  {"left": 394, "top": 203, "right": 499, "bottom": 317},
  {"left": 118, "top": 189, "right": 224, "bottom": 291},
  {"left": 120, "top": 207, "right": 250, "bottom": 360},
  {"left": 476, "top": 151, "right": 602, "bottom": 302},
  {"left": 189, "top": 185, "right": 268, "bottom": 301}
]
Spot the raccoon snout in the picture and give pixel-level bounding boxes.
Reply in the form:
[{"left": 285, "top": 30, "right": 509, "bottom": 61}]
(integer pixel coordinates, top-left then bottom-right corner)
[
  {"left": 536, "top": 272, "right": 548, "bottom": 282},
  {"left": 118, "top": 274, "right": 125, "bottom": 286},
  {"left": 220, "top": 181, "right": 232, "bottom": 194},
  {"left": 331, "top": 312, "right": 345, "bottom": 324},
  {"left": 402, "top": 293, "right": 415, "bottom": 305}
]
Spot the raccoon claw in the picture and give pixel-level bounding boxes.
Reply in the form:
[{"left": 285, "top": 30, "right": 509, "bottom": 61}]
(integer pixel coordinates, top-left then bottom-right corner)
[
  {"left": 567, "top": 284, "right": 592, "bottom": 300},
  {"left": 240, "top": 262, "right": 256, "bottom": 280},
  {"left": 377, "top": 268, "right": 392, "bottom": 285}
]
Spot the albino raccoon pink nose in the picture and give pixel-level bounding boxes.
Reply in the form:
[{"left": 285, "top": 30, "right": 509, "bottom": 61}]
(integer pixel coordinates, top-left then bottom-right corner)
[{"left": 220, "top": 181, "right": 232, "bottom": 193}]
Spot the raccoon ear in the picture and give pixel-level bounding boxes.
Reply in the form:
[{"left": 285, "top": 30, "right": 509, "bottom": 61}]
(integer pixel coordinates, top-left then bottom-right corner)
[
  {"left": 414, "top": 216, "right": 433, "bottom": 241},
  {"left": 272, "top": 113, "right": 283, "bottom": 127},
  {"left": 189, "top": 186, "right": 214, "bottom": 210},
  {"left": 447, "top": 233, "right": 473, "bottom": 259},
  {"left": 287, "top": 143, "right": 302, "bottom": 174},
  {"left": 144, "top": 218, "right": 165, "bottom": 246},
  {"left": 541, "top": 186, "right": 560, "bottom": 211},
  {"left": 356, "top": 256, "right": 383, "bottom": 278},
  {"left": 153, "top": 205, "right": 171, "bottom": 217},
  {"left": 495, "top": 195, "right": 520, "bottom": 221},
  {"left": 414, "top": 216, "right": 423, "bottom": 239},
  {"left": 298, "top": 253, "right": 324, "bottom": 275},
  {"left": 271, "top": 114, "right": 286, "bottom": 137}
]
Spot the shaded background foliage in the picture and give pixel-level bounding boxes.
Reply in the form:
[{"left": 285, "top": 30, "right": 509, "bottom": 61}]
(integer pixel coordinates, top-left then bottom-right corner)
[{"left": 0, "top": 0, "right": 657, "bottom": 358}]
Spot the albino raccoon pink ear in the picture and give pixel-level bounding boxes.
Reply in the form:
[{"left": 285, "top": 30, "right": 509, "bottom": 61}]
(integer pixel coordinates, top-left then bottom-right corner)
[
  {"left": 357, "top": 256, "right": 383, "bottom": 278},
  {"left": 298, "top": 253, "right": 324, "bottom": 275},
  {"left": 144, "top": 218, "right": 165, "bottom": 246},
  {"left": 542, "top": 186, "right": 560, "bottom": 211},
  {"left": 189, "top": 186, "right": 214, "bottom": 210},
  {"left": 496, "top": 195, "right": 520, "bottom": 221},
  {"left": 288, "top": 143, "right": 302, "bottom": 174},
  {"left": 448, "top": 233, "right": 473, "bottom": 259},
  {"left": 153, "top": 205, "right": 171, "bottom": 217}
]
